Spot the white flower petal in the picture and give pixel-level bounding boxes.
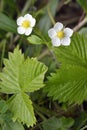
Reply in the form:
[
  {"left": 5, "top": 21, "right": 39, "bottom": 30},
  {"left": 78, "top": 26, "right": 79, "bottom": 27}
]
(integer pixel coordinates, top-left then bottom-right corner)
[
  {"left": 24, "top": 14, "right": 32, "bottom": 21},
  {"left": 64, "top": 28, "right": 73, "bottom": 37},
  {"left": 52, "top": 37, "right": 61, "bottom": 47},
  {"left": 30, "top": 18, "right": 36, "bottom": 27},
  {"left": 17, "top": 27, "right": 25, "bottom": 34},
  {"left": 54, "top": 22, "right": 63, "bottom": 32},
  {"left": 48, "top": 28, "right": 56, "bottom": 39},
  {"left": 61, "top": 37, "right": 71, "bottom": 46},
  {"left": 17, "top": 17, "right": 24, "bottom": 26},
  {"left": 17, "top": 14, "right": 36, "bottom": 36},
  {"left": 25, "top": 28, "right": 32, "bottom": 36}
]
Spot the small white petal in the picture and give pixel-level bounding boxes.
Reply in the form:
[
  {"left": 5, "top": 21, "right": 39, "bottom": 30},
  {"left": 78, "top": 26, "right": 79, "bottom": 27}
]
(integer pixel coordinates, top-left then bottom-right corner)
[
  {"left": 17, "top": 27, "right": 25, "bottom": 34},
  {"left": 64, "top": 28, "right": 73, "bottom": 37},
  {"left": 48, "top": 28, "right": 56, "bottom": 39},
  {"left": 54, "top": 22, "right": 63, "bottom": 32},
  {"left": 17, "top": 17, "right": 24, "bottom": 26},
  {"left": 24, "top": 14, "right": 32, "bottom": 21},
  {"left": 30, "top": 18, "right": 36, "bottom": 27},
  {"left": 25, "top": 28, "right": 32, "bottom": 36},
  {"left": 61, "top": 37, "right": 71, "bottom": 46},
  {"left": 52, "top": 37, "right": 61, "bottom": 47}
]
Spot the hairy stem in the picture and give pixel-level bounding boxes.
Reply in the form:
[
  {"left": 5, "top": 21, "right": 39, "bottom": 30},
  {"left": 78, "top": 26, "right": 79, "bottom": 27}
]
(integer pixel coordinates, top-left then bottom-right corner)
[
  {"left": 80, "top": 125, "right": 87, "bottom": 130},
  {"left": 47, "top": 6, "right": 55, "bottom": 25},
  {"left": 73, "top": 17, "right": 87, "bottom": 32}
]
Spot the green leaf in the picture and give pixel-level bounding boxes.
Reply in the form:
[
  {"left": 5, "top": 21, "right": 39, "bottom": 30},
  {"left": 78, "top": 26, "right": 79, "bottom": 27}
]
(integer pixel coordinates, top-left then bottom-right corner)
[
  {"left": 42, "top": 116, "right": 74, "bottom": 130},
  {"left": 0, "top": 13, "right": 17, "bottom": 33},
  {"left": 54, "top": 33, "right": 87, "bottom": 67},
  {"left": 45, "top": 65, "right": 87, "bottom": 104},
  {"left": 2, "top": 120, "right": 24, "bottom": 130},
  {"left": 0, "top": 112, "right": 24, "bottom": 130},
  {"left": 0, "top": 100, "right": 8, "bottom": 114},
  {"left": 0, "top": 46, "right": 47, "bottom": 126},
  {"left": 27, "top": 35, "right": 44, "bottom": 44},
  {"left": 44, "top": 33, "right": 87, "bottom": 104},
  {"left": 0, "top": 46, "right": 25, "bottom": 94},
  {"left": 8, "top": 92, "right": 36, "bottom": 127},
  {"left": 0, "top": 47, "right": 47, "bottom": 94},
  {"left": 38, "top": 0, "right": 59, "bottom": 33},
  {"left": 19, "top": 57, "right": 47, "bottom": 92},
  {"left": 77, "top": 0, "right": 87, "bottom": 13},
  {"left": 73, "top": 112, "right": 87, "bottom": 130}
]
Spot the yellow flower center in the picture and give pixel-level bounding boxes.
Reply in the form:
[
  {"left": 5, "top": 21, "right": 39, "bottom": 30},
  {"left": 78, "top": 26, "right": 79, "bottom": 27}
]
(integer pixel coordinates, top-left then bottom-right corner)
[
  {"left": 57, "top": 31, "right": 65, "bottom": 39},
  {"left": 22, "top": 20, "right": 30, "bottom": 28}
]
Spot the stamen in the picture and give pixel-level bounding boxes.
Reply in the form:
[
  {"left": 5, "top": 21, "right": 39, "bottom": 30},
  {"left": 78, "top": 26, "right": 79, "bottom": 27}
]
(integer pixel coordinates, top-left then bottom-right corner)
[
  {"left": 22, "top": 20, "right": 30, "bottom": 28},
  {"left": 57, "top": 31, "right": 65, "bottom": 39}
]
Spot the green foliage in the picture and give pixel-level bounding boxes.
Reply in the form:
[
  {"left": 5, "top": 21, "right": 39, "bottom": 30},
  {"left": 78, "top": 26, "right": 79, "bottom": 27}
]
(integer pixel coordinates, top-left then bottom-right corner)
[
  {"left": 42, "top": 116, "right": 74, "bottom": 130},
  {"left": 0, "top": 100, "right": 8, "bottom": 114},
  {"left": 8, "top": 93, "right": 35, "bottom": 127},
  {"left": 1, "top": 0, "right": 87, "bottom": 130},
  {"left": 0, "top": 112, "right": 24, "bottom": 130},
  {"left": 0, "top": 47, "right": 48, "bottom": 127},
  {"left": 77, "top": 0, "right": 87, "bottom": 13},
  {"left": 0, "top": 13, "right": 17, "bottom": 33},
  {"left": 54, "top": 33, "right": 87, "bottom": 67},
  {"left": 27, "top": 35, "right": 44, "bottom": 44},
  {"left": 0, "top": 100, "right": 24, "bottom": 130},
  {"left": 73, "top": 112, "right": 87, "bottom": 130},
  {"left": 44, "top": 33, "right": 87, "bottom": 104}
]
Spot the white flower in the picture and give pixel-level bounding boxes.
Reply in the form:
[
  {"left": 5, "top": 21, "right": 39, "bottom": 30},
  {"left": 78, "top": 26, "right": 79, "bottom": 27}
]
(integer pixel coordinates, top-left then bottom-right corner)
[
  {"left": 17, "top": 14, "right": 36, "bottom": 36},
  {"left": 48, "top": 22, "right": 73, "bottom": 47}
]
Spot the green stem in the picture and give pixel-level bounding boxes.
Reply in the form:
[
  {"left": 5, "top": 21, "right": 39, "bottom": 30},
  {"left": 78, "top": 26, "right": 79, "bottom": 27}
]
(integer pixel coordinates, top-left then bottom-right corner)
[
  {"left": 47, "top": 6, "right": 55, "bottom": 25},
  {"left": 1, "top": 40, "right": 6, "bottom": 68},
  {"left": 35, "top": 109, "right": 46, "bottom": 121},
  {"left": 37, "top": 49, "right": 50, "bottom": 60},
  {"left": 0, "top": 0, "right": 4, "bottom": 12},
  {"left": 18, "top": 35, "right": 25, "bottom": 47},
  {"left": 22, "top": 0, "right": 31, "bottom": 14},
  {"left": 33, "top": 103, "right": 56, "bottom": 117}
]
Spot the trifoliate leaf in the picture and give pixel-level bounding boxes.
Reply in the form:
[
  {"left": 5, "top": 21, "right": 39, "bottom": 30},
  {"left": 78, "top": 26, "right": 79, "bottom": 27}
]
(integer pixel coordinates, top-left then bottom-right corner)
[
  {"left": 8, "top": 92, "right": 36, "bottom": 127},
  {"left": 0, "top": 46, "right": 48, "bottom": 126},
  {"left": 44, "top": 33, "right": 87, "bottom": 104}
]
